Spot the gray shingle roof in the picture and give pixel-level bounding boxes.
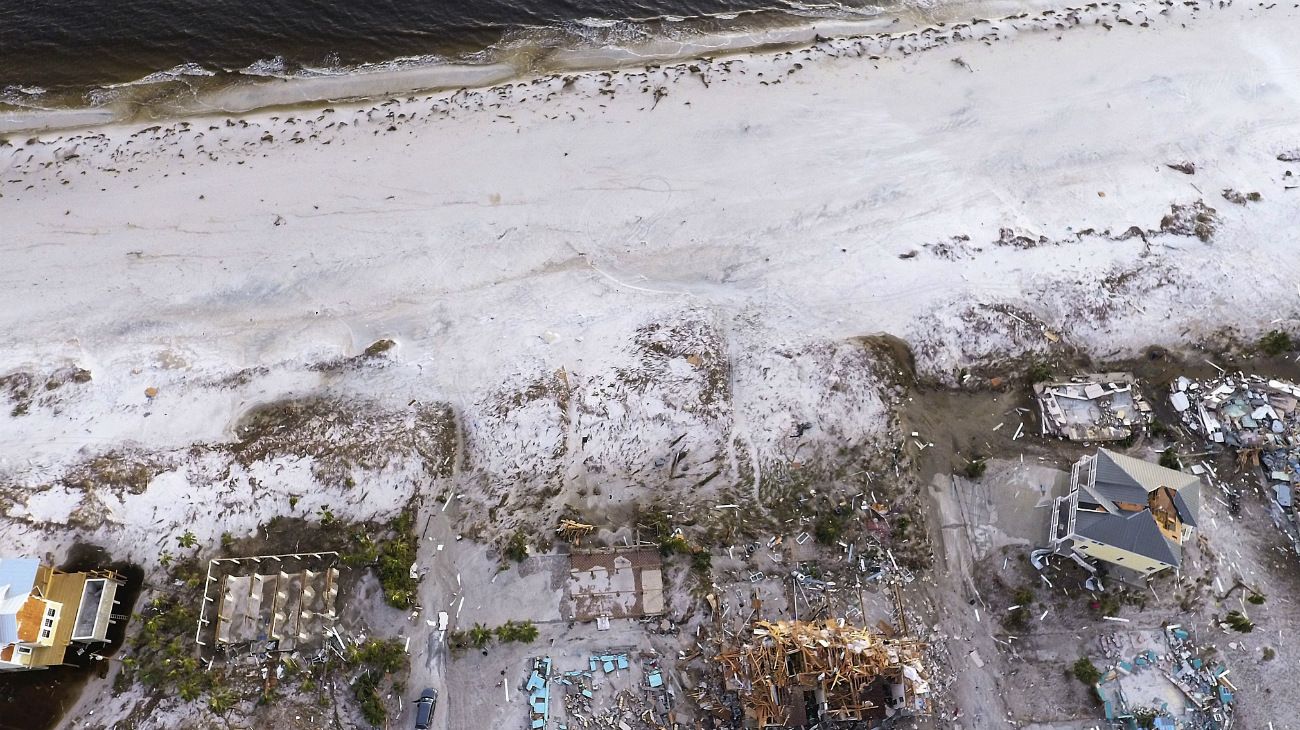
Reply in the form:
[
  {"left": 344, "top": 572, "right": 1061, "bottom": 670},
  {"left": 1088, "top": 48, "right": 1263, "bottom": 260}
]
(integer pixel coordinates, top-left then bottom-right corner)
[
  {"left": 1093, "top": 449, "right": 1201, "bottom": 525},
  {"left": 1074, "top": 509, "right": 1181, "bottom": 568},
  {"left": 1068, "top": 450, "right": 1203, "bottom": 568}
]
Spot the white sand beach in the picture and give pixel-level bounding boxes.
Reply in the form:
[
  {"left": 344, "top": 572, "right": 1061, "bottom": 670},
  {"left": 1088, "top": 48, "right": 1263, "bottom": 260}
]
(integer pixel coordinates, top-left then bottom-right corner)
[{"left": 3, "top": 0, "right": 1300, "bottom": 725}]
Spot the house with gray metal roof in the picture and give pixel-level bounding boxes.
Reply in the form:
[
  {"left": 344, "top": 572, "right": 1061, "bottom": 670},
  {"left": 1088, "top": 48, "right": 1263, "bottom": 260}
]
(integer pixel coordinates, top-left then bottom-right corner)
[{"left": 1049, "top": 449, "right": 1201, "bottom": 576}]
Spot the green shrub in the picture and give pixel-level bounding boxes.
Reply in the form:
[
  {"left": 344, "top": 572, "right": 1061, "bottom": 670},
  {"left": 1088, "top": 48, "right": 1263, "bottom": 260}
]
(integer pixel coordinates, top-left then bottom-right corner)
[
  {"left": 353, "top": 671, "right": 386, "bottom": 727},
  {"left": 964, "top": 458, "right": 988, "bottom": 479},
  {"left": 350, "top": 639, "right": 407, "bottom": 675},
  {"left": 690, "top": 549, "right": 713, "bottom": 575},
  {"left": 1225, "top": 610, "right": 1254, "bottom": 632},
  {"left": 208, "top": 687, "right": 237, "bottom": 715},
  {"left": 1260, "top": 330, "right": 1293, "bottom": 356},
  {"left": 1026, "top": 361, "right": 1054, "bottom": 383},
  {"left": 503, "top": 530, "right": 529, "bottom": 563},
  {"left": 1159, "top": 448, "right": 1180, "bottom": 470},
  {"left": 660, "top": 534, "right": 691, "bottom": 556},
  {"left": 469, "top": 623, "right": 494, "bottom": 649},
  {"left": 814, "top": 511, "right": 846, "bottom": 545},
  {"left": 495, "top": 620, "right": 540, "bottom": 643},
  {"left": 376, "top": 528, "right": 419, "bottom": 607},
  {"left": 1072, "top": 657, "right": 1102, "bottom": 685},
  {"left": 348, "top": 638, "right": 409, "bottom": 727},
  {"left": 1247, "top": 592, "right": 1265, "bottom": 605}
]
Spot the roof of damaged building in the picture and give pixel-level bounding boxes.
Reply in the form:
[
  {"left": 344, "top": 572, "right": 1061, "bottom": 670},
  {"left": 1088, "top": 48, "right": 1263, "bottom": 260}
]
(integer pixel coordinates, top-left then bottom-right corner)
[
  {"left": 1075, "top": 510, "right": 1181, "bottom": 567},
  {"left": 0, "top": 558, "right": 41, "bottom": 648},
  {"left": 1091, "top": 449, "right": 1200, "bottom": 526},
  {"left": 1075, "top": 450, "right": 1201, "bottom": 567}
]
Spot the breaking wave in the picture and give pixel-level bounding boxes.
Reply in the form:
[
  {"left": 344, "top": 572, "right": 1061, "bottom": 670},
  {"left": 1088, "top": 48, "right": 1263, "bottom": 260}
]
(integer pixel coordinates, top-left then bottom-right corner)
[{"left": 0, "top": 1, "right": 907, "bottom": 135}]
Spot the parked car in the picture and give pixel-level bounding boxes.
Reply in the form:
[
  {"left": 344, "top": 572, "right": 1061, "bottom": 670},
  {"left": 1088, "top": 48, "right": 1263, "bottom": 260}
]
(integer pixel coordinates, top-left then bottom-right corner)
[{"left": 414, "top": 688, "right": 438, "bottom": 730}]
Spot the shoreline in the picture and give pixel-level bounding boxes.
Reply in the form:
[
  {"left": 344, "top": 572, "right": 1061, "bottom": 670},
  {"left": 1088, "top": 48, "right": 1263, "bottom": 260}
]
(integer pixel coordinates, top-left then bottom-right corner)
[
  {"left": 4, "top": 0, "right": 1300, "bottom": 727},
  {"left": 0, "top": 0, "right": 1060, "bottom": 136}
]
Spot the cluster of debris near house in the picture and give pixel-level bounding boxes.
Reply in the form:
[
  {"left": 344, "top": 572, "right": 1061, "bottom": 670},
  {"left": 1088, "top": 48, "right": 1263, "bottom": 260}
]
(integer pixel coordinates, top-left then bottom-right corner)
[{"left": 11, "top": 369, "right": 1300, "bottom": 730}]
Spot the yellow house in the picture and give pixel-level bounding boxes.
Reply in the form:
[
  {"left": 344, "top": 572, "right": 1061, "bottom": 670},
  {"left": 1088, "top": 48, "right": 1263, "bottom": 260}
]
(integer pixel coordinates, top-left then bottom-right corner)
[
  {"left": 0, "top": 558, "right": 124, "bottom": 671},
  {"left": 1049, "top": 449, "right": 1200, "bottom": 576}
]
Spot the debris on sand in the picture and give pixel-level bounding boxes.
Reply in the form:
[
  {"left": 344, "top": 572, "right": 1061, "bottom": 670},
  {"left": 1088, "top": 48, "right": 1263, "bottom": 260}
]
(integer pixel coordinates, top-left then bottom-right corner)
[
  {"left": 1220, "top": 188, "right": 1261, "bottom": 206},
  {"left": 717, "top": 619, "right": 931, "bottom": 726},
  {"left": 1035, "top": 372, "right": 1151, "bottom": 441},
  {"left": 229, "top": 396, "right": 457, "bottom": 486},
  {"left": 1089, "top": 626, "right": 1235, "bottom": 730},
  {"left": 1171, "top": 374, "right": 1300, "bottom": 551},
  {"left": 1159, "top": 200, "right": 1219, "bottom": 242}
]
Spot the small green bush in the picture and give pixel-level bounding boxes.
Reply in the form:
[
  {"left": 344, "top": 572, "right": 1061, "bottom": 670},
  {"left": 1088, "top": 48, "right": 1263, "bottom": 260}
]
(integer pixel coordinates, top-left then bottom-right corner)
[
  {"left": 1072, "top": 657, "right": 1102, "bottom": 685},
  {"left": 353, "top": 672, "right": 386, "bottom": 727},
  {"left": 469, "top": 623, "right": 494, "bottom": 649},
  {"left": 1225, "top": 610, "right": 1254, "bottom": 632},
  {"left": 813, "top": 511, "right": 846, "bottom": 545},
  {"left": 1159, "top": 448, "right": 1180, "bottom": 470},
  {"left": 659, "top": 534, "right": 692, "bottom": 556},
  {"left": 1247, "top": 592, "right": 1265, "bottom": 605},
  {"left": 1260, "top": 330, "right": 1293, "bottom": 356},
  {"left": 350, "top": 639, "right": 407, "bottom": 675},
  {"left": 495, "top": 620, "right": 539, "bottom": 643},
  {"left": 1026, "top": 361, "right": 1054, "bottom": 383},
  {"left": 964, "top": 458, "right": 988, "bottom": 479},
  {"left": 503, "top": 530, "right": 529, "bottom": 562},
  {"left": 690, "top": 549, "right": 713, "bottom": 575}
]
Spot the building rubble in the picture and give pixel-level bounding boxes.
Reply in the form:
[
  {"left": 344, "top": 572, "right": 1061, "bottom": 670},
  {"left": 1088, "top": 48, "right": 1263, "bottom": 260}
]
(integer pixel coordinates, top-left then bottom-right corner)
[
  {"left": 526, "top": 649, "right": 676, "bottom": 729},
  {"left": 716, "top": 619, "right": 930, "bottom": 728},
  {"left": 1035, "top": 372, "right": 1151, "bottom": 442},
  {"left": 1091, "top": 625, "right": 1234, "bottom": 729},
  {"left": 1169, "top": 374, "right": 1300, "bottom": 552}
]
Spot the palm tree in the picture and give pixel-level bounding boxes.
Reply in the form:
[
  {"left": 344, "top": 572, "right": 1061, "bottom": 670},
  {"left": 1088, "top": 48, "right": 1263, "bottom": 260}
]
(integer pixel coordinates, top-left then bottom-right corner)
[{"left": 469, "top": 623, "right": 493, "bottom": 649}]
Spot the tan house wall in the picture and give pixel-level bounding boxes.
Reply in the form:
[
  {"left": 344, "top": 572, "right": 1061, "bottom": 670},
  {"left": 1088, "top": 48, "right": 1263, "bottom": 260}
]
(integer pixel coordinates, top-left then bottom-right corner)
[{"left": 1074, "top": 540, "right": 1171, "bottom": 575}]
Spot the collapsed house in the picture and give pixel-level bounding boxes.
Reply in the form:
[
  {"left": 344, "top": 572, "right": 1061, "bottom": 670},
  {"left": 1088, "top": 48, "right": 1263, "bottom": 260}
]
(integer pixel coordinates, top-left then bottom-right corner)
[
  {"left": 1090, "top": 626, "right": 1234, "bottom": 729},
  {"left": 717, "top": 619, "right": 929, "bottom": 728},
  {"left": 1036, "top": 373, "right": 1151, "bottom": 441},
  {"left": 1050, "top": 450, "right": 1201, "bottom": 577},
  {"left": 567, "top": 548, "right": 665, "bottom": 622},
  {"left": 528, "top": 650, "right": 676, "bottom": 730},
  {"left": 1170, "top": 375, "right": 1300, "bottom": 550},
  {"left": 0, "top": 557, "right": 124, "bottom": 672},
  {"left": 195, "top": 552, "right": 340, "bottom": 656}
]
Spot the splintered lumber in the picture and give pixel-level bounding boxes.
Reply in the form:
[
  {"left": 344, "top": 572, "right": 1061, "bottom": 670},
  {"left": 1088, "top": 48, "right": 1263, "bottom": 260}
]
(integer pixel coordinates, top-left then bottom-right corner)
[
  {"left": 716, "top": 619, "right": 931, "bottom": 727},
  {"left": 558, "top": 519, "right": 597, "bottom": 545}
]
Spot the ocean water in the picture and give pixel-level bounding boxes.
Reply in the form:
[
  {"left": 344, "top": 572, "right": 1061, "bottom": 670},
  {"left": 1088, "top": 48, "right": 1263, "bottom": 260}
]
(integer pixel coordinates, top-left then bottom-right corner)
[
  {"left": 0, "top": 0, "right": 897, "bottom": 131},
  {"left": 0, "top": 0, "right": 891, "bottom": 87}
]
